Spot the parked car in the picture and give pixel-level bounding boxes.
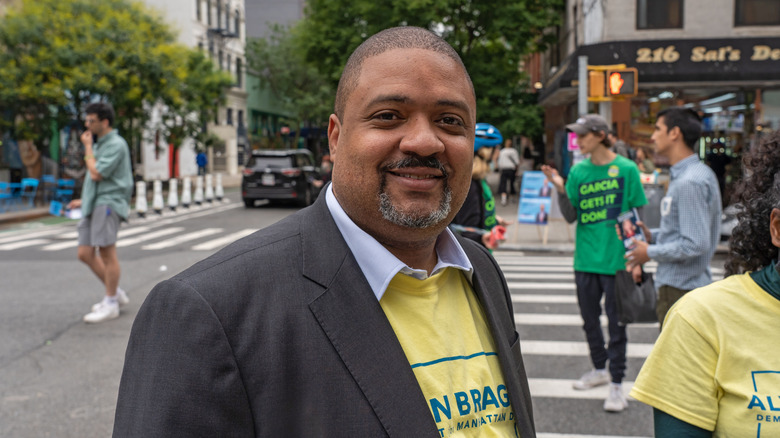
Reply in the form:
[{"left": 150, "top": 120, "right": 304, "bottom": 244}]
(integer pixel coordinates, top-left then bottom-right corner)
[{"left": 241, "top": 149, "right": 323, "bottom": 208}]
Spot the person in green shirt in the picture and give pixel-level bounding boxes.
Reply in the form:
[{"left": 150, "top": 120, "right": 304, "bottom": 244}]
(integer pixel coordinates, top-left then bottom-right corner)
[
  {"left": 542, "top": 114, "right": 647, "bottom": 413},
  {"left": 67, "top": 102, "right": 133, "bottom": 324}
]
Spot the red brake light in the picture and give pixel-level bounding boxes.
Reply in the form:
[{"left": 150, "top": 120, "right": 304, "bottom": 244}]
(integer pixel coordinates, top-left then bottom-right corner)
[
  {"left": 281, "top": 168, "right": 301, "bottom": 177},
  {"left": 243, "top": 168, "right": 254, "bottom": 176}
]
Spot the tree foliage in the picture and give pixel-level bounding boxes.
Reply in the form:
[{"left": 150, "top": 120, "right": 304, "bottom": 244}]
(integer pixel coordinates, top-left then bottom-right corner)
[
  {"left": 0, "top": 0, "right": 231, "bottom": 156},
  {"left": 245, "top": 24, "right": 333, "bottom": 143},
  {"left": 298, "top": 0, "right": 564, "bottom": 139}
]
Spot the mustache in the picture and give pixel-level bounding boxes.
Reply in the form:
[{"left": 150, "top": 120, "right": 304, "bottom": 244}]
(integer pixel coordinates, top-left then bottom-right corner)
[{"left": 383, "top": 155, "right": 448, "bottom": 177}]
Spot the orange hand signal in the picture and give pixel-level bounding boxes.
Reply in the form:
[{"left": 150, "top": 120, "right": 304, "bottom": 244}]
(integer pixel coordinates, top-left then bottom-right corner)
[{"left": 609, "top": 72, "right": 625, "bottom": 95}]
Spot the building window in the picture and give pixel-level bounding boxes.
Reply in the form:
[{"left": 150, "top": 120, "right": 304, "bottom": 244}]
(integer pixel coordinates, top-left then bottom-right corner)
[
  {"left": 227, "top": 54, "right": 232, "bottom": 74},
  {"left": 238, "top": 110, "right": 244, "bottom": 127},
  {"left": 214, "top": 109, "right": 219, "bottom": 125},
  {"left": 234, "top": 9, "right": 240, "bottom": 38},
  {"left": 224, "top": 3, "right": 230, "bottom": 31},
  {"left": 196, "top": 0, "right": 201, "bottom": 21},
  {"left": 208, "top": 40, "right": 214, "bottom": 56},
  {"left": 216, "top": 1, "right": 222, "bottom": 29},
  {"left": 636, "top": 0, "right": 683, "bottom": 29},
  {"left": 206, "top": 0, "right": 212, "bottom": 26},
  {"left": 236, "top": 58, "right": 242, "bottom": 88},
  {"left": 218, "top": 50, "right": 223, "bottom": 70},
  {"left": 227, "top": 108, "right": 234, "bottom": 126},
  {"left": 735, "top": 0, "right": 780, "bottom": 26},
  {"left": 198, "top": 41, "right": 203, "bottom": 51}
]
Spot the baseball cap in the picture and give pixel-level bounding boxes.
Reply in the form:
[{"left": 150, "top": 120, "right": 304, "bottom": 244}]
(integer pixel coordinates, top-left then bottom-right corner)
[{"left": 566, "top": 114, "right": 610, "bottom": 135}]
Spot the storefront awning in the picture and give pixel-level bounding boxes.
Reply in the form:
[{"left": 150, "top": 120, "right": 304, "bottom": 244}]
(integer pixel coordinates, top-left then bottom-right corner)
[{"left": 539, "top": 37, "right": 780, "bottom": 107}]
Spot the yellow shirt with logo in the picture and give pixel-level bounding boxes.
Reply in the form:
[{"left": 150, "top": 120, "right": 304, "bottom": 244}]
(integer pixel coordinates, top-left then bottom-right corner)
[
  {"left": 380, "top": 268, "right": 519, "bottom": 437},
  {"left": 630, "top": 273, "right": 780, "bottom": 437}
]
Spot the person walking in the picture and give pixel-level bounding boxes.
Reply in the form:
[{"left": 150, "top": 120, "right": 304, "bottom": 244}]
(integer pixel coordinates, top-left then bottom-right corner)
[
  {"left": 114, "top": 26, "right": 536, "bottom": 438},
  {"left": 196, "top": 150, "right": 207, "bottom": 175},
  {"left": 66, "top": 102, "right": 133, "bottom": 323},
  {"left": 496, "top": 138, "right": 520, "bottom": 205},
  {"left": 630, "top": 131, "right": 780, "bottom": 437},
  {"left": 541, "top": 114, "right": 647, "bottom": 413},
  {"left": 626, "top": 107, "right": 721, "bottom": 328}
]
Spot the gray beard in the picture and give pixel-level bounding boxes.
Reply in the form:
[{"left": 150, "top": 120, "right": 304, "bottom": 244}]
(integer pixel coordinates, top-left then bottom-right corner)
[{"left": 378, "top": 183, "right": 452, "bottom": 229}]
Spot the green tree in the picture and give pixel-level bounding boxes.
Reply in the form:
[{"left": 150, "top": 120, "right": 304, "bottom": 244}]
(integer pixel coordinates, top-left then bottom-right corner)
[
  {"left": 245, "top": 24, "right": 333, "bottom": 151},
  {"left": 299, "top": 0, "right": 564, "bottom": 139},
  {"left": 0, "top": 0, "right": 230, "bottom": 167}
]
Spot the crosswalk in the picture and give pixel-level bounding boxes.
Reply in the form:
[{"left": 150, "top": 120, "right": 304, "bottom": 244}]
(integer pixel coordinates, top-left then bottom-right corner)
[
  {"left": 0, "top": 201, "right": 258, "bottom": 253},
  {"left": 492, "top": 251, "right": 725, "bottom": 438}
]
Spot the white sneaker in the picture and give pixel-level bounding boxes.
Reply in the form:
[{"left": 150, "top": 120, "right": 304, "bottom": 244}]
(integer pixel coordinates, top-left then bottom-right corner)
[
  {"left": 604, "top": 383, "right": 628, "bottom": 412},
  {"left": 84, "top": 301, "right": 120, "bottom": 323},
  {"left": 91, "top": 288, "right": 129, "bottom": 312},
  {"left": 572, "top": 368, "right": 610, "bottom": 390}
]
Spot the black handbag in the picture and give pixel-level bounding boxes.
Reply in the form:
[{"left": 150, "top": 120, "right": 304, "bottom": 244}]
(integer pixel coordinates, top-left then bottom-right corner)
[{"left": 614, "top": 269, "right": 658, "bottom": 325}]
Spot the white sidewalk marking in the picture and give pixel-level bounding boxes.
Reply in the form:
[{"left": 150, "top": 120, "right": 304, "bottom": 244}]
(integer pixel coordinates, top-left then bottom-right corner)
[
  {"left": 501, "top": 265, "right": 574, "bottom": 273},
  {"left": 41, "top": 226, "right": 152, "bottom": 251},
  {"left": 0, "top": 228, "right": 67, "bottom": 244},
  {"left": 116, "top": 227, "right": 184, "bottom": 248},
  {"left": 515, "top": 313, "right": 659, "bottom": 328},
  {"left": 504, "top": 272, "right": 574, "bottom": 281},
  {"left": 512, "top": 294, "right": 576, "bottom": 303},
  {"left": 141, "top": 228, "right": 223, "bottom": 250},
  {"left": 508, "top": 282, "right": 575, "bottom": 290},
  {"left": 520, "top": 340, "right": 653, "bottom": 358},
  {"left": 528, "top": 378, "right": 635, "bottom": 400},
  {"left": 191, "top": 228, "right": 257, "bottom": 251},
  {"left": 0, "top": 238, "right": 51, "bottom": 250}
]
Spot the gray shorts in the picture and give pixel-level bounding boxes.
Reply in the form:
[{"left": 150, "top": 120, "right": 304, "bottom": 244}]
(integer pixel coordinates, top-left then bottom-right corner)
[{"left": 78, "top": 205, "right": 121, "bottom": 247}]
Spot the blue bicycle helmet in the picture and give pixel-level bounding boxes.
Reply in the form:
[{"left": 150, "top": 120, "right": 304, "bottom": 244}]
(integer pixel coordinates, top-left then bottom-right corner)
[{"left": 474, "top": 123, "right": 503, "bottom": 151}]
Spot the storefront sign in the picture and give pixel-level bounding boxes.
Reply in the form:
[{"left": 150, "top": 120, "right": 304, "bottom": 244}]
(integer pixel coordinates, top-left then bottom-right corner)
[{"left": 539, "top": 37, "right": 780, "bottom": 104}]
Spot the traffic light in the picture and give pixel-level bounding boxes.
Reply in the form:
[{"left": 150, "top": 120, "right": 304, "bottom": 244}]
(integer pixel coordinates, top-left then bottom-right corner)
[
  {"left": 588, "top": 71, "right": 605, "bottom": 99},
  {"left": 606, "top": 68, "right": 638, "bottom": 97}
]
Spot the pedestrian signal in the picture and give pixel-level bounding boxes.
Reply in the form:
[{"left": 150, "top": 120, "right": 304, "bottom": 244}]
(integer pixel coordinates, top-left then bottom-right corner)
[
  {"left": 606, "top": 68, "right": 638, "bottom": 97},
  {"left": 588, "top": 71, "right": 605, "bottom": 98}
]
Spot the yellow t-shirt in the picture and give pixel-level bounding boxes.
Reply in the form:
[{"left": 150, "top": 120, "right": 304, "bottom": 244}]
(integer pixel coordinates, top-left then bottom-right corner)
[
  {"left": 380, "top": 268, "right": 519, "bottom": 437},
  {"left": 630, "top": 273, "right": 780, "bottom": 436}
]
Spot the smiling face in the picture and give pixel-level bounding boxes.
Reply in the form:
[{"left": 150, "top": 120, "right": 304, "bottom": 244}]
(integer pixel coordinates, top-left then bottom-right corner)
[{"left": 328, "top": 48, "right": 476, "bottom": 248}]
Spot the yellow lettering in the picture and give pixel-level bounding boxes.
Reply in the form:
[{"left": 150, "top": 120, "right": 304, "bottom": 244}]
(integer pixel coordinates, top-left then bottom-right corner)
[
  {"left": 752, "top": 45, "right": 770, "bottom": 61},
  {"left": 773, "top": 49, "right": 780, "bottom": 61},
  {"left": 691, "top": 46, "right": 706, "bottom": 62},
  {"left": 729, "top": 49, "right": 741, "bottom": 61}
]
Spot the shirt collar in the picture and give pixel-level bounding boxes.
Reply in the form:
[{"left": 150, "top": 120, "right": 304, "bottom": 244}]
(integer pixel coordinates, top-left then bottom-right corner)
[
  {"left": 325, "top": 184, "right": 473, "bottom": 301},
  {"left": 670, "top": 153, "right": 700, "bottom": 179}
]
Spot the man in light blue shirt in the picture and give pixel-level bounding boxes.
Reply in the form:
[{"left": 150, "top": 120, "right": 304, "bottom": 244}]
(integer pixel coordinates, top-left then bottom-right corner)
[{"left": 627, "top": 107, "right": 721, "bottom": 328}]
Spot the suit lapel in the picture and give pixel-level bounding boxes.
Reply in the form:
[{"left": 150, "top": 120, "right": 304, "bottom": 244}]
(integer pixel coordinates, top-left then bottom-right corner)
[{"left": 301, "top": 196, "right": 439, "bottom": 437}]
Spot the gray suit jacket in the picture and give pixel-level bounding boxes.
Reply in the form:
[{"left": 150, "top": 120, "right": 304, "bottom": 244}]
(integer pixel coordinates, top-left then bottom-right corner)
[{"left": 113, "top": 194, "right": 535, "bottom": 437}]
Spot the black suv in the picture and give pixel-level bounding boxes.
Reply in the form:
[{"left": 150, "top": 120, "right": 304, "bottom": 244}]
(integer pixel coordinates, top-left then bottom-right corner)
[{"left": 242, "top": 149, "right": 322, "bottom": 207}]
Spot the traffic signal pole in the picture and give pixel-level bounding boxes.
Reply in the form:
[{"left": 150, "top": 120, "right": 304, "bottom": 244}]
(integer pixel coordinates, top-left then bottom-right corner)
[{"left": 578, "top": 56, "right": 588, "bottom": 116}]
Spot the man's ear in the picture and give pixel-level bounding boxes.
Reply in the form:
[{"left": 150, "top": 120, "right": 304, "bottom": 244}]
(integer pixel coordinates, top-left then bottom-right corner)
[
  {"left": 327, "top": 114, "right": 341, "bottom": 162},
  {"left": 770, "top": 208, "right": 780, "bottom": 249}
]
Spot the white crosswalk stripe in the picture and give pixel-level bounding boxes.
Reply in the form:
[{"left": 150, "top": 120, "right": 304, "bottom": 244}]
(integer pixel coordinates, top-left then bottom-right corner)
[
  {"left": 141, "top": 228, "right": 223, "bottom": 250},
  {"left": 116, "top": 227, "right": 184, "bottom": 247},
  {"left": 191, "top": 228, "right": 257, "bottom": 251}
]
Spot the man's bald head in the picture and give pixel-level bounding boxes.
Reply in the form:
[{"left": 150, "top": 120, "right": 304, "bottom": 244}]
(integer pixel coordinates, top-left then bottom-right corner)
[{"left": 334, "top": 26, "right": 474, "bottom": 120}]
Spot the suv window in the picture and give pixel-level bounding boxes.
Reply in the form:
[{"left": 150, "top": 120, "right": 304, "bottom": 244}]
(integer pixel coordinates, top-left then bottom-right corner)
[{"left": 247, "top": 156, "right": 293, "bottom": 170}]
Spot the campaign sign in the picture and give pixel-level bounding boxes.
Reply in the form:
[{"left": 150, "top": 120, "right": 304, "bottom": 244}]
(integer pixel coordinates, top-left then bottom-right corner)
[
  {"left": 519, "top": 171, "right": 552, "bottom": 199},
  {"left": 518, "top": 171, "right": 553, "bottom": 225},
  {"left": 617, "top": 208, "right": 645, "bottom": 251},
  {"left": 567, "top": 132, "right": 580, "bottom": 152},
  {"left": 518, "top": 197, "right": 552, "bottom": 225}
]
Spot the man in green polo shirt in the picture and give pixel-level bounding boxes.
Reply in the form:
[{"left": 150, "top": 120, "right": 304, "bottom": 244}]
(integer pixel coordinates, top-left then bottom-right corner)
[{"left": 67, "top": 102, "right": 133, "bottom": 323}]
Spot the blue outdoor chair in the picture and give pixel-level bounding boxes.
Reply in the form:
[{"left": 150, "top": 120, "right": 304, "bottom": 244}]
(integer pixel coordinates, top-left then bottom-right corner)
[
  {"left": 0, "top": 181, "right": 12, "bottom": 212},
  {"left": 41, "top": 174, "right": 57, "bottom": 203},
  {"left": 56, "top": 179, "right": 76, "bottom": 205},
  {"left": 20, "top": 178, "right": 39, "bottom": 209}
]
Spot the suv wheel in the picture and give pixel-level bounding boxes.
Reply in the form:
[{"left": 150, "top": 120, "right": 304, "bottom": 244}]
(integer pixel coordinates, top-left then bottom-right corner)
[
  {"left": 244, "top": 199, "right": 254, "bottom": 208},
  {"left": 298, "top": 187, "right": 312, "bottom": 207}
]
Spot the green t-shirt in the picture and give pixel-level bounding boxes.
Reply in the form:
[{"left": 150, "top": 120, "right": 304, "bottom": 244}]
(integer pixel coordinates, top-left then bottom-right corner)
[
  {"left": 566, "top": 155, "right": 647, "bottom": 274},
  {"left": 80, "top": 130, "right": 134, "bottom": 220}
]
